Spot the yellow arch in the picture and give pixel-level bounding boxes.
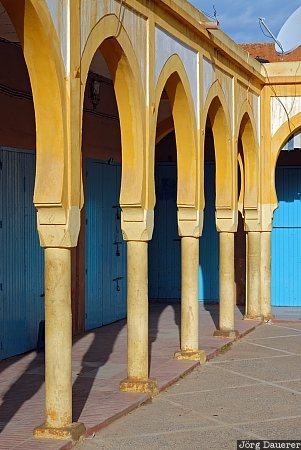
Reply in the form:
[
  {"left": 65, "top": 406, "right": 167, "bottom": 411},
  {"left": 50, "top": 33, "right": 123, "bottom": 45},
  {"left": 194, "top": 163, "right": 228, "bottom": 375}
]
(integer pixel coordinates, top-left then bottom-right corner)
[
  {"left": 237, "top": 148, "right": 244, "bottom": 214},
  {"left": 2, "top": 0, "right": 68, "bottom": 208},
  {"left": 153, "top": 54, "right": 198, "bottom": 209},
  {"left": 203, "top": 80, "right": 233, "bottom": 211},
  {"left": 81, "top": 14, "right": 145, "bottom": 208},
  {"left": 271, "top": 111, "right": 301, "bottom": 207},
  {"left": 237, "top": 101, "right": 259, "bottom": 211}
]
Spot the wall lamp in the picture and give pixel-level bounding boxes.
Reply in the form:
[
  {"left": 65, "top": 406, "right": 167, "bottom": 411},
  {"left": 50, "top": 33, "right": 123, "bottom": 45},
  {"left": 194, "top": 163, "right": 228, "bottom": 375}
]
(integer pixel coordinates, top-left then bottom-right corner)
[{"left": 90, "top": 77, "right": 101, "bottom": 109}]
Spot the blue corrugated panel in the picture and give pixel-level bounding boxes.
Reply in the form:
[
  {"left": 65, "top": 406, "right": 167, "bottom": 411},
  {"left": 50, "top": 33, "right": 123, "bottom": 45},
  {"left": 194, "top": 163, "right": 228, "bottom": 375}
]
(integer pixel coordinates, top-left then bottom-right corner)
[
  {"left": 85, "top": 159, "right": 126, "bottom": 331},
  {"left": 101, "top": 163, "right": 116, "bottom": 325},
  {"left": 148, "top": 162, "right": 219, "bottom": 302},
  {"left": 115, "top": 165, "right": 127, "bottom": 319},
  {"left": 0, "top": 147, "right": 44, "bottom": 360},
  {"left": 149, "top": 163, "right": 180, "bottom": 300},
  {"left": 199, "top": 162, "right": 219, "bottom": 302},
  {"left": 85, "top": 161, "right": 103, "bottom": 329},
  {"left": 272, "top": 166, "right": 301, "bottom": 306}
]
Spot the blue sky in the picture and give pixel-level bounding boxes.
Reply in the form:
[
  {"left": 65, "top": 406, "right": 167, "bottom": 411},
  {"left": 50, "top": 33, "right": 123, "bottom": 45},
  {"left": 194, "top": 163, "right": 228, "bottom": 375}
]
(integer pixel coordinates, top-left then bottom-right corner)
[{"left": 190, "top": 1, "right": 301, "bottom": 43}]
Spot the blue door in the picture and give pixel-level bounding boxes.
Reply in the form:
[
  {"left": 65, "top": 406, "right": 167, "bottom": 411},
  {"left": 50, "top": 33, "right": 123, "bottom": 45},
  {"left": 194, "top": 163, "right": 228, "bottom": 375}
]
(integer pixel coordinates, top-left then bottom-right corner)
[
  {"left": 148, "top": 162, "right": 219, "bottom": 302},
  {"left": 199, "top": 162, "right": 219, "bottom": 302},
  {"left": 149, "top": 163, "right": 180, "bottom": 300},
  {"left": 272, "top": 166, "right": 301, "bottom": 306},
  {"left": 0, "top": 147, "right": 44, "bottom": 360},
  {"left": 85, "top": 159, "right": 126, "bottom": 331}
]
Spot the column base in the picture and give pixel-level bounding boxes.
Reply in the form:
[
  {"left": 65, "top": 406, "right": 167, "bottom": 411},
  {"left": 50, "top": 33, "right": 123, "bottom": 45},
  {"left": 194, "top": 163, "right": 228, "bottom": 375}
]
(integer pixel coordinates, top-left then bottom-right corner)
[
  {"left": 174, "top": 349, "right": 206, "bottom": 363},
  {"left": 33, "top": 422, "right": 86, "bottom": 441},
  {"left": 119, "top": 377, "right": 159, "bottom": 396},
  {"left": 213, "top": 329, "right": 239, "bottom": 339},
  {"left": 263, "top": 314, "right": 274, "bottom": 321},
  {"left": 244, "top": 314, "right": 263, "bottom": 321}
]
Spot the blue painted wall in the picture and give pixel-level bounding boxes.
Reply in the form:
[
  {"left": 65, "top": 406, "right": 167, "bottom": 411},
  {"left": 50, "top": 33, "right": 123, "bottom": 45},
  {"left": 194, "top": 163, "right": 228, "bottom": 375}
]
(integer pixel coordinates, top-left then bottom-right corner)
[
  {"left": 0, "top": 147, "right": 44, "bottom": 360},
  {"left": 148, "top": 162, "right": 219, "bottom": 302},
  {"left": 85, "top": 159, "right": 126, "bottom": 331},
  {"left": 272, "top": 166, "right": 301, "bottom": 306}
]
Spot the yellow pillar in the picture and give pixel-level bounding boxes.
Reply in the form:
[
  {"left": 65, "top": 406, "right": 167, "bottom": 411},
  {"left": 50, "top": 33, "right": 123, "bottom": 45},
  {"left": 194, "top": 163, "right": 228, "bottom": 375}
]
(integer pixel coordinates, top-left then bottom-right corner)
[
  {"left": 34, "top": 248, "right": 85, "bottom": 440},
  {"left": 261, "top": 231, "right": 273, "bottom": 320},
  {"left": 120, "top": 241, "right": 158, "bottom": 395},
  {"left": 214, "top": 232, "right": 238, "bottom": 338},
  {"left": 175, "top": 237, "right": 206, "bottom": 362},
  {"left": 245, "top": 231, "right": 262, "bottom": 320}
]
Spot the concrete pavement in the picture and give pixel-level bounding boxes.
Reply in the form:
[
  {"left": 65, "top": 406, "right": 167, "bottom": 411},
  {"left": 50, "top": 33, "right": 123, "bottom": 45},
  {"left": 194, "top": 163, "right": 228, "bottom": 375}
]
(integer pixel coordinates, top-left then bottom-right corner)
[
  {"left": 78, "top": 321, "right": 301, "bottom": 450},
  {"left": 0, "top": 304, "right": 259, "bottom": 450}
]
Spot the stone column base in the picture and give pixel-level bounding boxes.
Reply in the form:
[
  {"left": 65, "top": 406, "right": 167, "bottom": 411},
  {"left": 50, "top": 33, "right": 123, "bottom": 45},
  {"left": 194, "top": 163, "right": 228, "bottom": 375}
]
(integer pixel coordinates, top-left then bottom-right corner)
[
  {"left": 244, "top": 314, "right": 263, "bottom": 321},
  {"left": 263, "top": 314, "right": 274, "bottom": 321},
  {"left": 33, "top": 422, "right": 86, "bottom": 441},
  {"left": 213, "top": 329, "right": 239, "bottom": 339},
  {"left": 174, "top": 350, "right": 206, "bottom": 363},
  {"left": 119, "top": 378, "right": 159, "bottom": 396}
]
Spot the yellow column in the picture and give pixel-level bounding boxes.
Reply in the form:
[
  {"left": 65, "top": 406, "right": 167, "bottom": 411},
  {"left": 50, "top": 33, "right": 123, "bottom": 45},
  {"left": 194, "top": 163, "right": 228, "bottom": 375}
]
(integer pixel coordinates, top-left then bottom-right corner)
[
  {"left": 175, "top": 237, "right": 206, "bottom": 362},
  {"left": 214, "top": 232, "right": 238, "bottom": 338},
  {"left": 120, "top": 241, "right": 158, "bottom": 395},
  {"left": 34, "top": 248, "right": 85, "bottom": 440},
  {"left": 245, "top": 231, "right": 262, "bottom": 320},
  {"left": 261, "top": 231, "right": 273, "bottom": 320}
]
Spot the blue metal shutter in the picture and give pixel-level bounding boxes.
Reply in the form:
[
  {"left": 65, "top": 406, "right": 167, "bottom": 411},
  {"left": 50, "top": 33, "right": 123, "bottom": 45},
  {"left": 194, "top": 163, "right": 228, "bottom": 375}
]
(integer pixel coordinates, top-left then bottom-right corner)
[
  {"left": 0, "top": 147, "right": 44, "bottom": 360},
  {"left": 148, "top": 161, "right": 219, "bottom": 303},
  {"left": 149, "top": 163, "right": 181, "bottom": 300},
  {"left": 85, "top": 160, "right": 103, "bottom": 329},
  {"left": 114, "top": 164, "right": 127, "bottom": 320},
  {"left": 272, "top": 166, "right": 301, "bottom": 306},
  {"left": 85, "top": 159, "right": 126, "bottom": 331},
  {"left": 199, "top": 162, "right": 219, "bottom": 302}
]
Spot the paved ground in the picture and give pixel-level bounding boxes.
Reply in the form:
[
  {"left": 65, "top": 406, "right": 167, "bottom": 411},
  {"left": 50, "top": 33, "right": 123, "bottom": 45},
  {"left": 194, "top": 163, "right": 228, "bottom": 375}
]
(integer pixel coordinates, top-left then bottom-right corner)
[
  {"left": 78, "top": 321, "right": 301, "bottom": 450},
  {"left": 272, "top": 306, "right": 301, "bottom": 322},
  {"left": 0, "top": 304, "right": 259, "bottom": 450}
]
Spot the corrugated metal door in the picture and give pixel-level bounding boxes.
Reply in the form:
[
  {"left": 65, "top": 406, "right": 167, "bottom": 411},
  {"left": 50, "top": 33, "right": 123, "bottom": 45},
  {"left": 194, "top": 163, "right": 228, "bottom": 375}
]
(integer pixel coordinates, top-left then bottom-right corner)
[
  {"left": 0, "top": 147, "right": 44, "bottom": 360},
  {"left": 272, "top": 166, "right": 301, "bottom": 306},
  {"left": 199, "top": 162, "right": 219, "bottom": 302},
  {"left": 148, "top": 162, "right": 219, "bottom": 302},
  {"left": 114, "top": 165, "right": 127, "bottom": 318},
  {"left": 85, "top": 159, "right": 126, "bottom": 331},
  {"left": 149, "top": 163, "right": 181, "bottom": 300}
]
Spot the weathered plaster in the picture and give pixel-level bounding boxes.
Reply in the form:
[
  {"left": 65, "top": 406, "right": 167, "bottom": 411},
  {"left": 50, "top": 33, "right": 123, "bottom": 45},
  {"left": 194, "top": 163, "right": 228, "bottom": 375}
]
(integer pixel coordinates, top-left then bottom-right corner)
[
  {"left": 155, "top": 26, "right": 199, "bottom": 122},
  {"left": 203, "top": 57, "right": 215, "bottom": 105},
  {"left": 251, "top": 91, "right": 260, "bottom": 144},
  {"left": 81, "top": 0, "right": 147, "bottom": 89},
  {"left": 216, "top": 66, "right": 233, "bottom": 133},
  {"left": 271, "top": 96, "right": 301, "bottom": 137},
  {"left": 45, "top": 0, "right": 69, "bottom": 73}
]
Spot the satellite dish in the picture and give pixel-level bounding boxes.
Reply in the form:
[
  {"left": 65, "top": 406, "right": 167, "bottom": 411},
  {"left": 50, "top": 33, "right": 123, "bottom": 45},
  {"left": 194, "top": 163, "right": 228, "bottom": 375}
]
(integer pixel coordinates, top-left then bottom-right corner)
[{"left": 275, "top": 6, "right": 301, "bottom": 54}]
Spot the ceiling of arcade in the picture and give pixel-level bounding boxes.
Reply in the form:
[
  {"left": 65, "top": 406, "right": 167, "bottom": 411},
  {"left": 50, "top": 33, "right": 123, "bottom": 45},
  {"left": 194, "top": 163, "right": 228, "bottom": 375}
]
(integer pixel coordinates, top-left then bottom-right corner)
[{"left": 0, "top": 3, "right": 18, "bottom": 43}]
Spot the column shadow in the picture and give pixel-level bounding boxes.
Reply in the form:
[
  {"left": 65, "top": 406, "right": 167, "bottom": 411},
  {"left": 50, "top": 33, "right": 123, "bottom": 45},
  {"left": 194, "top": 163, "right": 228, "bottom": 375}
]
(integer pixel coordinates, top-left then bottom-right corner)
[
  {"left": 0, "top": 351, "right": 44, "bottom": 433},
  {"left": 148, "top": 301, "right": 181, "bottom": 375},
  {"left": 0, "top": 318, "right": 126, "bottom": 431},
  {"left": 72, "top": 319, "right": 126, "bottom": 421}
]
